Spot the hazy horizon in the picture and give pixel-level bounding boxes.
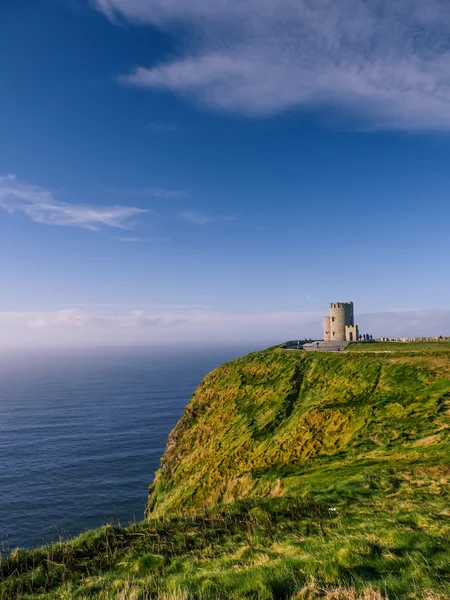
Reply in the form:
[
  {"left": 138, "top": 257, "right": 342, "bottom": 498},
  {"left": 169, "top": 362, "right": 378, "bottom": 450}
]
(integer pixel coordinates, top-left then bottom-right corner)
[{"left": 0, "top": 308, "right": 449, "bottom": 349}]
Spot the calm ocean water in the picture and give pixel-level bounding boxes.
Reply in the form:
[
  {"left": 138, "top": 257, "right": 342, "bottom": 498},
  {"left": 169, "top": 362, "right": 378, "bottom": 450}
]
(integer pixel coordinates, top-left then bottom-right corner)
[{"left": 0, "top": 345, "right": 257, "bottom": 552}]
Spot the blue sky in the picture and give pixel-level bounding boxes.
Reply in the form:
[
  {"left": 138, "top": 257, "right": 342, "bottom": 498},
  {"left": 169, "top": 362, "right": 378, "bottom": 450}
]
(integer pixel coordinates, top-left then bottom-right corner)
[{"left": 1, "top": 0, "right": 450, "bottom": 347}]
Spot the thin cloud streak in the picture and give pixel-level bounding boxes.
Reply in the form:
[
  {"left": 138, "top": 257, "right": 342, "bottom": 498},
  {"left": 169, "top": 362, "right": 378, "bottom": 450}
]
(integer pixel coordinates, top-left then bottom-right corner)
[
  {"left": 116, "top": 236, "right": 150, "bottom": 242},
  {"left": 0, "top": 175, "right": 147, "bottom": 231},
  {"left": 22, "top": 309, "right": 186, "bottom": 329},
  {"left": 111, "top": 187, "right": 186, "bottom": 199},
  {"left": 179, "top": 210, "right": 235, "bottom": 225},
  {"left": 96, "top": 0, "right": 450, "bottom": 129}
]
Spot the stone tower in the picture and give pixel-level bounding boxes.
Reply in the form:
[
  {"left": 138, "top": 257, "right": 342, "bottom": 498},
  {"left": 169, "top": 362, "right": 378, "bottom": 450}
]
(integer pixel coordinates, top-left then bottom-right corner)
[{"left": 323, "top": 302, "right": 359, "bottom": 342}]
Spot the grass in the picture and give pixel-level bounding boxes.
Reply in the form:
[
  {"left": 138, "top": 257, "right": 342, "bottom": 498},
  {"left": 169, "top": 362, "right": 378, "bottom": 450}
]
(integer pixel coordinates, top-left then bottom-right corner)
[
  {"left": 1, "top": 343, "right": 450, "bottom": 599},
  {"left": 148, "top": 346, "right": 450, "bottom": 514},
  {"left": 2, "top": 490, "right": 449, "bottom": 599},
  {"left": 347, "top": 342, "right": 450, "bottom": 353}
]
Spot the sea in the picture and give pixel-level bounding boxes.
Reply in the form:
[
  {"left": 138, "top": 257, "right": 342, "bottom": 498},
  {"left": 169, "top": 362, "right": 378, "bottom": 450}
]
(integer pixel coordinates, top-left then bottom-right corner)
[{"left": 0, "top": 345, "right": 261, "bottom": 553}]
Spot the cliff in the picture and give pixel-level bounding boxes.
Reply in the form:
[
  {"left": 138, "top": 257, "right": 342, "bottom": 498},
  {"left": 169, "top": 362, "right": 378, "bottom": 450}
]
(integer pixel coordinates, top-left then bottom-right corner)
[{"left": 147, "top": 345, "right": 450, "bottom": 516}]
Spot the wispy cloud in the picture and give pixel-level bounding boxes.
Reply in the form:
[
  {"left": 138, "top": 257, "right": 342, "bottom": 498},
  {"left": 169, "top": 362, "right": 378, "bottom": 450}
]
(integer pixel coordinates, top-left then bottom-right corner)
[
  {"left": 23, "top": 309, "right": 185, "bottom": 329},
  {"left": 96, "top": 0, "right": 450, "bottom": 130},
  {"left": 111, "top": 187, "right": 186, "bottom": 199},
  {"left": 179, "top": 210, "right": 235, "bottom": 225},
  {"left": 0, "top": 175, "right": 147, "bottom": 231},
  {"left": 179, "top": 210, "right": 213, "bottom": 225}
]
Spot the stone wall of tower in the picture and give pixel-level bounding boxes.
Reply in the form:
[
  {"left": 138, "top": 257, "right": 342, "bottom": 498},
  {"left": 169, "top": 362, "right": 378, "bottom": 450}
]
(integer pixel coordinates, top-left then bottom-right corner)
[
  {"left": 329, "top": 302, "right": 354, "bottom": 342},
  {"left": 345, "top": 325, "right": 359, "bottom": 342},
  {"left": 323, "top": 316, "right": 331, "bottom": 341}
]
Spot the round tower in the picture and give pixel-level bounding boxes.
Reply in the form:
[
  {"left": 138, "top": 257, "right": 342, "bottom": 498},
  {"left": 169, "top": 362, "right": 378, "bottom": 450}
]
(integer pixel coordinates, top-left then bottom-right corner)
[{"left": 329, "top": 302, "right": 354, "bottom": 342}]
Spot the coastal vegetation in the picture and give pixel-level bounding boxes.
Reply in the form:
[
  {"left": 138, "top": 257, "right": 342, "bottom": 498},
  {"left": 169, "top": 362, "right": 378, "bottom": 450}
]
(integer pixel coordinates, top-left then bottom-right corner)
[
  {"left": 1, "top": 343, "right": 449, "bottom": 599},
  {"left": 346, "top": 342, "right": 450, "bottom": 354}
]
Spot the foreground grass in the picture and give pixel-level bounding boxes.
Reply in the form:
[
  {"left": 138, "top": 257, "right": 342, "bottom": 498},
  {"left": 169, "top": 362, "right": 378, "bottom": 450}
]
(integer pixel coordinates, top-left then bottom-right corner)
[
  {"left": 2, "top": 344, "right": 449, "bottom": 599},
  {"left": 2, "top": 482, "right": 450, "bottom": 599}
]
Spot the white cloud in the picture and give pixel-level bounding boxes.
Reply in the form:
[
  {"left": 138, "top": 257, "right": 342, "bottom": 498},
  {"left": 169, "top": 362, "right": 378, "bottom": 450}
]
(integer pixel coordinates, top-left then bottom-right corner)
[
  {"left": 179, "top": 210, "right": 212, "bottom": 225},
  {"left": 22, "top": 309, "right": 185, "bottom": 329},
  {"left": 0, "top": 175, "right": 147, "bottom": 230},
  {"left": 95, "top": 0, "right": 450, "bottom": 129},
  {"left": 179, "top": 210, "right": 234, "bottom": 225},
  {"left": 112, "top": 187, "right": 186, "bottom": 199}
]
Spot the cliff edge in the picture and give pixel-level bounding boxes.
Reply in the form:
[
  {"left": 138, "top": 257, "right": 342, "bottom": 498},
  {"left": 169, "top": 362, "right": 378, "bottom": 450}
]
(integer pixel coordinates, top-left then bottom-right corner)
[{"left": 147, "top": 345, "right": 450, "bottom": 516}]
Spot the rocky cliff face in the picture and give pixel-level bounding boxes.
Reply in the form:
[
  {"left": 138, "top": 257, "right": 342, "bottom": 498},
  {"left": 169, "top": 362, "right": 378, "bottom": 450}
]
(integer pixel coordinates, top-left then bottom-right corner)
[{"left": 147, "top": 346, "right": 450, "bottom": 516}]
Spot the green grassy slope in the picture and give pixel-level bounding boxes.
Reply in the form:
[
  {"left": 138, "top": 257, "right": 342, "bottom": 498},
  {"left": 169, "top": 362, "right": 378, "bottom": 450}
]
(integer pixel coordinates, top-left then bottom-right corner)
[
  {"left": 148, "top": 347, "right": 450, "bottom": 516},
  {"left": 1, "top": 344, "right": 450, "bottom": 600}
]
